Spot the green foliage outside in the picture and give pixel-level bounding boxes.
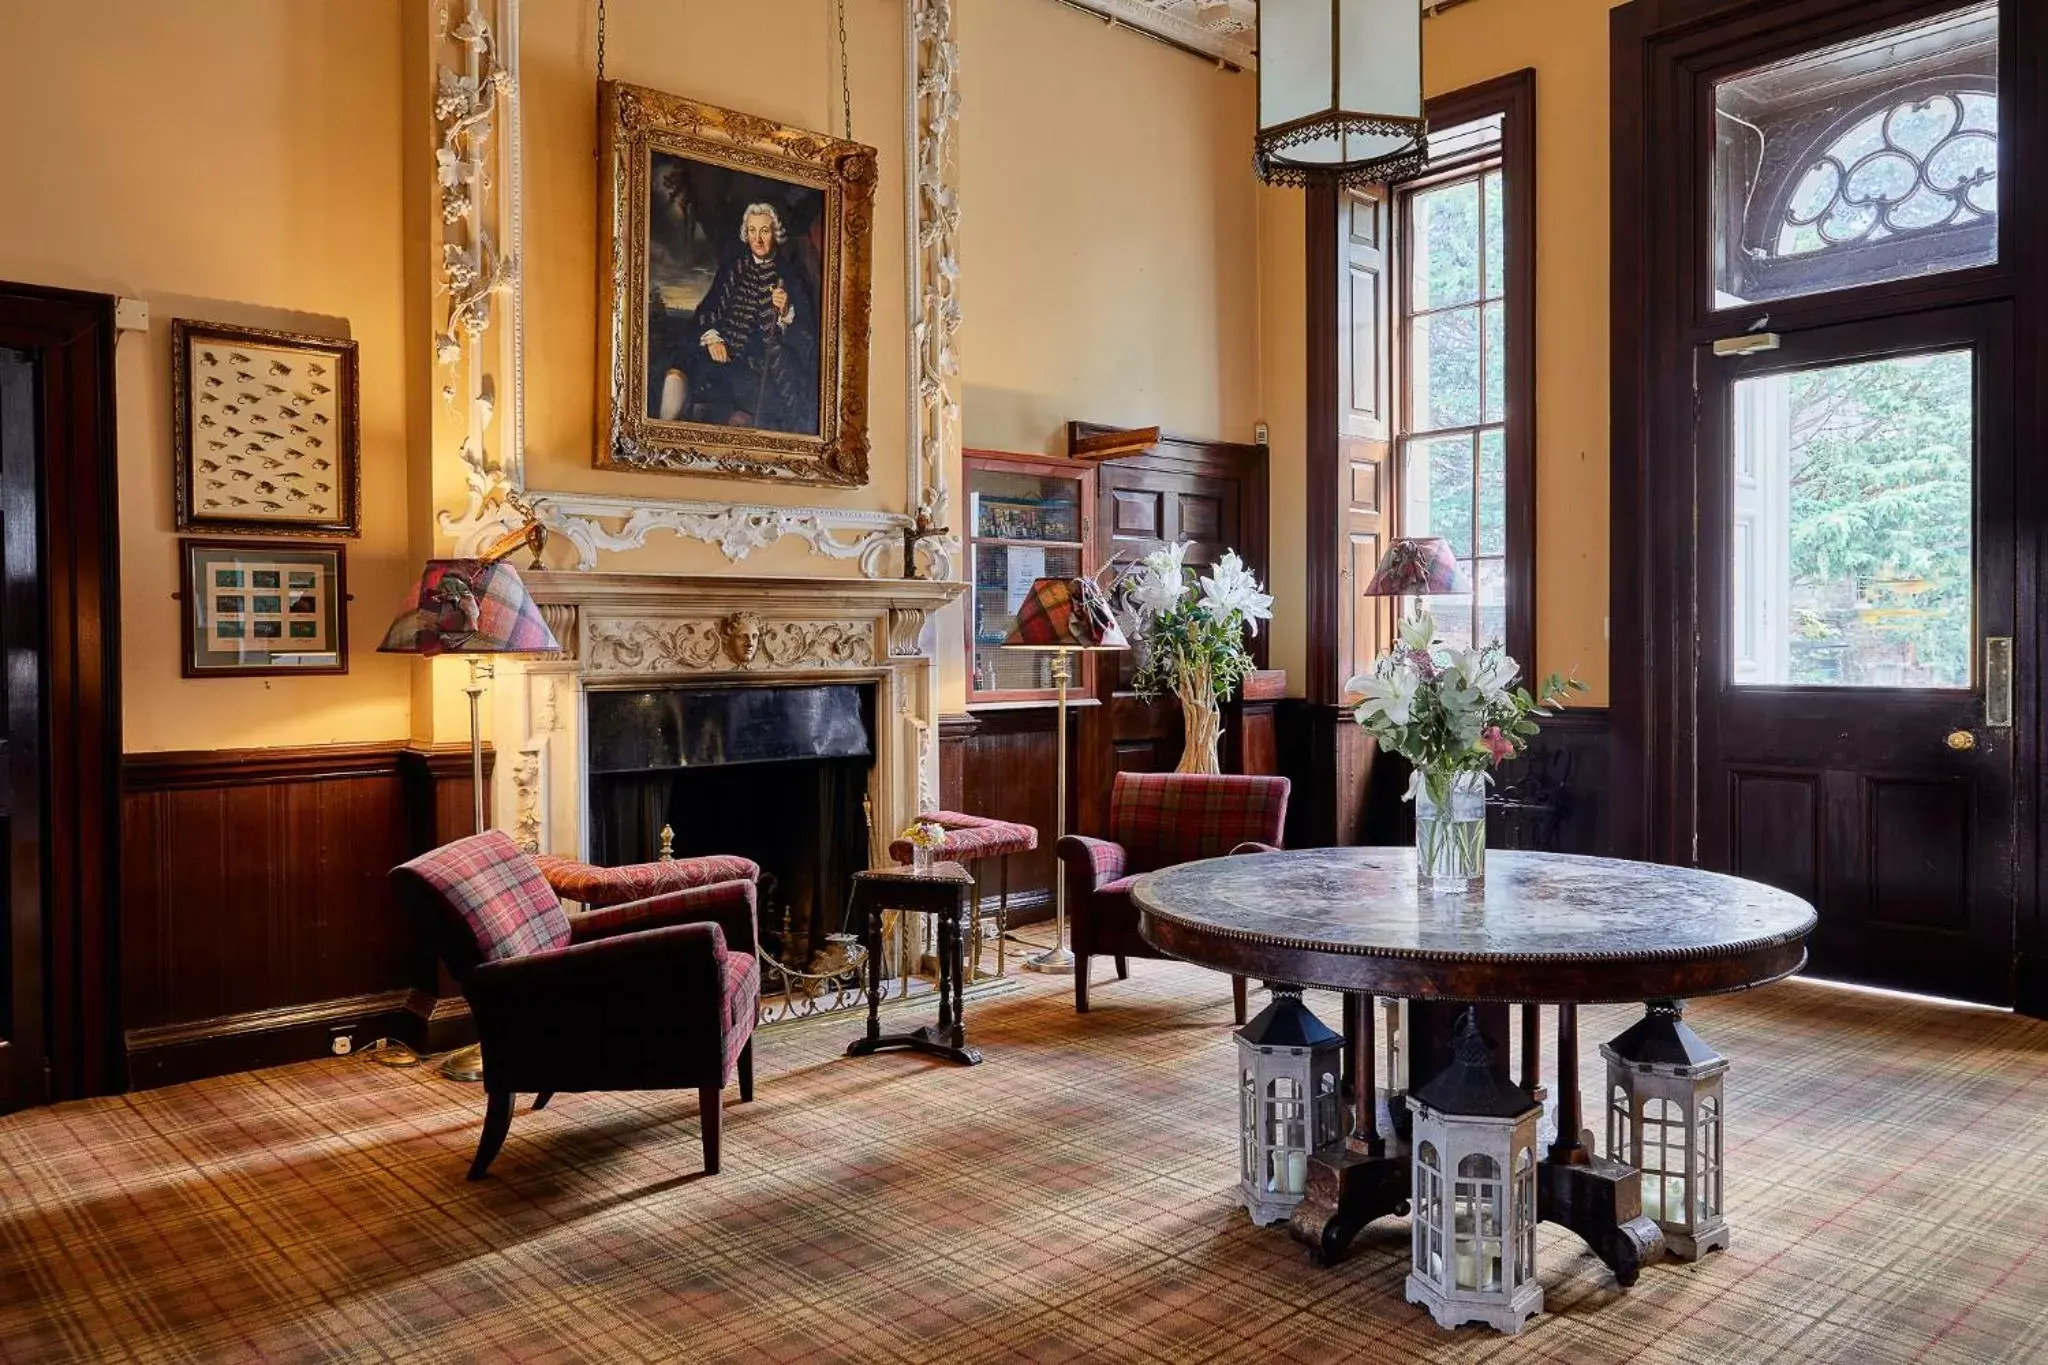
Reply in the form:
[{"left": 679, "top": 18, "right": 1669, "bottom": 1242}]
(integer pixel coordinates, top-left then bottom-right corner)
[{"left": 1780, "top": 351, "right": 1973, "bottom": 686}]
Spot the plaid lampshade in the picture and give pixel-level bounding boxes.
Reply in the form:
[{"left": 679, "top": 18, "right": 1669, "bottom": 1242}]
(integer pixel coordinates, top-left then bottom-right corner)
[
  {"left": 1363, "top": 537, "right": 1471, "bottom": 597},
  {"left": 377, "top": 559, "right": 560, "bottom": 656},
  {"left": 1002, "top": 576, "right": 1128, "bottom": 651}
]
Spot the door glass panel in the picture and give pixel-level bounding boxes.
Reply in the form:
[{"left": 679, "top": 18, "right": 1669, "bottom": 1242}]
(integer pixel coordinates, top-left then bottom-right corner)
[
  {"left": 1729, "top": 349, "right": 1973, "bottom": 688},
  {"left": 1712, "top": 3, "right": 1998, "bottom": 309}
]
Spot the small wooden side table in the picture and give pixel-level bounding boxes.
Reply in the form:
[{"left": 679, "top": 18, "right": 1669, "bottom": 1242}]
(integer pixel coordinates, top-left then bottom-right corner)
[{"left": 845, "top": 862, "right": 982, "bottom": 1066}]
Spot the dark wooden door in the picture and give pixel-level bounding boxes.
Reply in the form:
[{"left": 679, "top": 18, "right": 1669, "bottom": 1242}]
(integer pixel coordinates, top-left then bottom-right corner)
[
  {"left": 1696, "top": 308, "right": 2018, "bottom": 1003},
  {"left": 1078, "top": 430, "right": 1268, "bottom": 834},
  {"left": 0, "top": 283, "right": 121, "bottom": 1108},
  {"left": 0, "top": 348, "right": 41, "bottom": 1110}
]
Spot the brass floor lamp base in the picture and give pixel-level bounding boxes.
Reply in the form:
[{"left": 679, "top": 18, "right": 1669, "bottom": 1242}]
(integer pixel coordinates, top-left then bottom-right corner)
[{"left": 441, "top": 1043, "right": 484, "bottom": 1083}]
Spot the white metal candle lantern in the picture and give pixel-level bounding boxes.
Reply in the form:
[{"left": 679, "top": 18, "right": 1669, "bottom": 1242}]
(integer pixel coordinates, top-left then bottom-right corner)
[
  {"left": 1601, "top": 1000, "right": 1730, "bottom": 1260},
  {"left": 1405, "top": 1009, "right": 1543, "bottom": 1335},
  {"left": 1236, "top": 985, "right": 1345, "bottom": 1226}
]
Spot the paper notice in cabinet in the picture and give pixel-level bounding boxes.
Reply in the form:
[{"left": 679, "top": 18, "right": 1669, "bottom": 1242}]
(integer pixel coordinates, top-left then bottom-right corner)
[{"left": 1006, "top": 547, "right": 1046, "bottom": 614}]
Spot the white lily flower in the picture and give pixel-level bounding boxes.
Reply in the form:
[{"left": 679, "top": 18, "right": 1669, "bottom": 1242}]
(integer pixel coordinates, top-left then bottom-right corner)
[
  {"left": 1197, "top": 551, "right": 1275, "bottom": 634},
  {"left": 1125, "top": 542, "right": 1190, "bottom": 616},
  {"left": 1353, "top": 670, "right": 1420, "bottom": 727},
  {"left": 1398, "top": 609, "right": 1438, "bottom": 653}
]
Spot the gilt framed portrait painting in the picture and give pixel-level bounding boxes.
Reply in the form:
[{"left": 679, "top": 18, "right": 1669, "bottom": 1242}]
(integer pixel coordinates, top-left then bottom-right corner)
[{"left": 595, "top": 82, "right": 876, "bottom": 487}]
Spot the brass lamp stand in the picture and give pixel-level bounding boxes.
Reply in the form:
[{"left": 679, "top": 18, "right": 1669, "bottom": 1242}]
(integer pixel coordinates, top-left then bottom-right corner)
[
  {"left": 378, "top": 522, "right": 560, "bottom": 1082},
  {"left": 1000, "top": 575, "right": 1127, "bottom": 975}
]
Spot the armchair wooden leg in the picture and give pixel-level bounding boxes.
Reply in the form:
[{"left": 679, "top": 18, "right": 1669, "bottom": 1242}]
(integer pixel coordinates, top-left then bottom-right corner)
[
  {"left": 737, "top": 1039, "right": 755, "bottom": 1103},
  {"left": 1075, "top": 954, "right": 1091, "bottom": 1013},
  {"left": 1114, "top": 954, "right": 1129, "bottom": 980},
  {"left": 1232, "top": 975, "right": 1248, "bottom": 1026},
  {"left": 533, "top": 1091, "right": 553, "bottom": 1111},
  {"left": 699, "top": 1084, "right": 723, "bottom": 1175},
  {"left": 468, "top": 1090, "right": 513, "bottom": 1181}
]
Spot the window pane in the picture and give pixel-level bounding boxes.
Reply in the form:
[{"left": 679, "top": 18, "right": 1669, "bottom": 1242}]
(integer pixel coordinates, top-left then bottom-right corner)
[
  {"left": 1482, "top": 302, "right": 1505, "bottom": 423},
  {"left": 1482, "top": 169, "right": 1504, "bottom": 299},
  {"left": 1411, "top": 309, "right": 1482, "bottom": 430},
  {"left": 1477, "top": 429, "right": 1506, "bottom": 557},
  {"left": 1433, "top": 588, "right": 1474, "bottom": 653},
  {"left": 1404, "top": 433, "right": 1475, "bottom": 558},
  {"left": 1712, "top": 3, "right": 1998, "bottom": 308},
  {"left": 1729, "top": 350, "right": 1973, "bottom": 688},
  {"left": 1411, "top": 180, "right": 1482, "bottom": 311},
  {"left": 1475, "top": 559, "right": 1506, "bottom": 649}
]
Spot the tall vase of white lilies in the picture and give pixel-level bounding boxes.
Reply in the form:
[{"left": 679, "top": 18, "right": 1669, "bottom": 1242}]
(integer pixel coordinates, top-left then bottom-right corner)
[
  {"left": 1347, "top": 609, "right": 1582, "bottom": 892},
  {"left": 1121, "top": 544, "right": 1274, "bottom": 775}
]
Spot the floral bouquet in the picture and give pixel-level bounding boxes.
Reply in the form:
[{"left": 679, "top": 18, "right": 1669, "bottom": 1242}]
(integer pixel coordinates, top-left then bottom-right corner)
[
  {"left": 900, "top": 819, "right": 947, "bottom": 872},
  {"left": 1118, "top": 543, "right": 1274, "bottom": 774},
  {"left": 1345, "top": 608, "right": 1582, "bottom": 888}
]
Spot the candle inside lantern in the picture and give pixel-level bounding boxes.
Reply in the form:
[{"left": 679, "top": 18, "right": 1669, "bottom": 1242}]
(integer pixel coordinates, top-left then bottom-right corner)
[{"left": 1284, "top": 1149, "right": 1308, "bottom": 1195}]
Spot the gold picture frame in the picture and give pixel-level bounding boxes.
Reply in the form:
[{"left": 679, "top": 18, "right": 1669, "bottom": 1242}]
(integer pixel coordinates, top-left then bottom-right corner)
[
  {"left": 595, "top": 82, "right": 876, "bottom": 487},
  {"left": 172, "top": 319, "right": 361, "bottom": 537}
]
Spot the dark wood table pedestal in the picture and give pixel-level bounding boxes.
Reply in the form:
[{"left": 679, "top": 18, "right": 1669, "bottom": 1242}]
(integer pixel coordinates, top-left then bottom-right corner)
[
  {"left": 845, "top": 863, "right": 983, "bottom": 1066},
  {"left": 1288, "top": 986, "right": 1410, "bottom": 1264}
]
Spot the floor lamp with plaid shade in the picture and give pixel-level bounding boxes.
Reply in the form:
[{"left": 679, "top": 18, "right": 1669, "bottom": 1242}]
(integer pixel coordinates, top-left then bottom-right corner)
[
  {"left": 379, "top": 553, "right": 560, "bottom": 1079},
  {"left": 1002, "top": 576, "right": 1126, "bottom": 974}
]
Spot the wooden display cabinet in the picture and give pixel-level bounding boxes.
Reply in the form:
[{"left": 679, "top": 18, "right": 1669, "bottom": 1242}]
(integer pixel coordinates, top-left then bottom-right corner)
[{"left": 964, "top": 450, "right": 1097, "bottom": 705}]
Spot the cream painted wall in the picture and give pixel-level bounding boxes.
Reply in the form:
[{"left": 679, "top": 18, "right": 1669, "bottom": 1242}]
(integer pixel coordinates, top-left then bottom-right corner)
[
  {"left": 955, "top": 0, "right": 1260, "bottom": 455},
  {"left": 1262, "top": 0, "right": 1621, "bottom": 703},
  {"left": 1428, "top": 0, "right": 1620, "bottom": 700},
  {"left": 0, "top": 0, "right": 415, "bottom": 752}
]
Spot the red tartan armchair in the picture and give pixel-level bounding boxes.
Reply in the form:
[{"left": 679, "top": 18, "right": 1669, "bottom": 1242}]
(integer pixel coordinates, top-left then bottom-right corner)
[
  {"left": 390, "top": 831, "right": 761, "bottom": 1180},
  {"left": 1057, "top": 772, "right": 1290, "bottom": 1020}
]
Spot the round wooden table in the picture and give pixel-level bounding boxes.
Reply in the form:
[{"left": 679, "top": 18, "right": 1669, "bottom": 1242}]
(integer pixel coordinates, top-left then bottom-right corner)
[{"left": 1130, "top": 848, "right": 1816, "bottom": 1282}]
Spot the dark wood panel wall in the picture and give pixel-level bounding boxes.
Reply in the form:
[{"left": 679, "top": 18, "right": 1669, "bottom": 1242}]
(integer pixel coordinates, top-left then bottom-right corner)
[
  {"left": 937, "top": 710, "right": 1061, "bottom": 921},
  {"left": 119, "top": 741, "right": 489, "bottom": 1088}
]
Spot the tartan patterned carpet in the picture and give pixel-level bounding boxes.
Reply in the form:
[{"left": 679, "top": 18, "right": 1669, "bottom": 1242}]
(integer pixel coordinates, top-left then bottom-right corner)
[{"left": 3, "top": 958, "right": 2046, "bottom": 1363}]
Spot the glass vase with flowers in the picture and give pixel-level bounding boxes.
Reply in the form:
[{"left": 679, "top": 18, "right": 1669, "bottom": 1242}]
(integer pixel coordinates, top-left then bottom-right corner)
[{"left": 1347, "top": 609, "right": 1582, "bottom": 892}]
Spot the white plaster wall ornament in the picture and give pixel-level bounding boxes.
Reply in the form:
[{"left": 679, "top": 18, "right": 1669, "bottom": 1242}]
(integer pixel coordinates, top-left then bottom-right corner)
[
  {"left": 906, "top": 0, "right": 963, "bottom": 579},
  {"left": 525, "top": 489, "right": 950, "bottom": 576},
  {"left": 584, "top": 617, "right": 877, "bottom": 675},
  {"left": 428, "top": 0, "right": 966, "bottom": 581},
  {"left": 433, "top": 0, "right": 530, "bottom": 557},
  {"left": 887, "top": 606, "right": 929, "bottom": 657}
]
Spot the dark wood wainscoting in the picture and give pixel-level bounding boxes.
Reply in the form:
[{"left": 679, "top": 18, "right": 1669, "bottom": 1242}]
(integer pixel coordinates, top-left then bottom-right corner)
[
  {"left": 937, "top": 710, "right": 1062, "bottom": 924},
  {"left": 1489, "top": 709, "right": 1612, "bottom": 856},
  {"left": 1279, "top": 704, "right": 1611, "bottom": 856},
  {"left": 120, "top": 742, "right": 490, "bottom": 1088}
]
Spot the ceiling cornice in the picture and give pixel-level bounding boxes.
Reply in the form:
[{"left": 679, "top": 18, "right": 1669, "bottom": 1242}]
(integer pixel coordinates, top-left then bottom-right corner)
[{"left": 1046, "top": 0, "right": 1488, "bottom": 72}]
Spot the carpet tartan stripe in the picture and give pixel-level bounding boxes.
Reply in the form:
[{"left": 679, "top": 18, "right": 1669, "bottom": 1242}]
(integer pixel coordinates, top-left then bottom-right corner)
[{"left": 1, "top": 958, "right": 2045, "bottom": 1362}]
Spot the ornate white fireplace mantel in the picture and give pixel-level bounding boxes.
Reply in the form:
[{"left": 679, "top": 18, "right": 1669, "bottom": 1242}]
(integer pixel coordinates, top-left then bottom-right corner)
[{"left": 497, "top": 572, "right": 965, "bottom": 869}]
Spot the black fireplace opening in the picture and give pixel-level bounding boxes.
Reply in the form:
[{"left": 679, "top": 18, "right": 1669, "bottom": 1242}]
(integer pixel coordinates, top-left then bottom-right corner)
[{"left": 586, "top": 683, "right": 874, "bottom": 972}]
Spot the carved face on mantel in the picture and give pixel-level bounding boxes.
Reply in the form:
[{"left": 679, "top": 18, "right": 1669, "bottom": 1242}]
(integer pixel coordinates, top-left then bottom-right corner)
[{"left": 721, "top": 610, "right": 764, "bottom": 666}]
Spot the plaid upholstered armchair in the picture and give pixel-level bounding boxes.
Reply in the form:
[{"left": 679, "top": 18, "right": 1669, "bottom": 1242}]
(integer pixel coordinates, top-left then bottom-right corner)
[
  {"left": 1057, "top": 772, "right": 1290, "bottom": 1021},
  {"left": 390, "top": 831, "right": 761, "bottom": 1180}
]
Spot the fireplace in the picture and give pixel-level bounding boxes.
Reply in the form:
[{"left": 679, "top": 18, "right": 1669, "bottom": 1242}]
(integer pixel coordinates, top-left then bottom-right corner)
[
  {"left": 496, "top": 571, "right": 966, "bottom": 1005},
  {"left": 585, "top": 683, "right": 875, "bottom": 970}
]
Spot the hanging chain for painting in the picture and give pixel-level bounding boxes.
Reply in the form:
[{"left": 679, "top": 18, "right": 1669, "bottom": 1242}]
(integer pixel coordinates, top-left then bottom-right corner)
[
  {"left": 838, "top": 0, "right": 853, "bottom": 139},
  {"left": 596, "top": 0, "right": 607, "bottom": 83}
]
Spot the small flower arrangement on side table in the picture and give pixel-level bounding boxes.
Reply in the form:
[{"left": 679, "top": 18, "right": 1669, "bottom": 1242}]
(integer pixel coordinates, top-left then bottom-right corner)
[
  {"left": 900, "top": 819, "right": 947, "bottom": 874},
  {"left": 1346, "top": 609, "right": 1583, "bottom": 892}
]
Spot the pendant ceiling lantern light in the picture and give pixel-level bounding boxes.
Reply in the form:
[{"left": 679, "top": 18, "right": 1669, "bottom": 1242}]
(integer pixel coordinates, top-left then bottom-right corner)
[{"left": 1255, "top": 0, "right": 1427, "bottom": 188}]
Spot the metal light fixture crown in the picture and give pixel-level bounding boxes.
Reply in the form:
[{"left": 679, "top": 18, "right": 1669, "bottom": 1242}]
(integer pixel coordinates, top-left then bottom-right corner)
[{"left": 1256, "top": 0, "right": 1428, "bottom": 189}]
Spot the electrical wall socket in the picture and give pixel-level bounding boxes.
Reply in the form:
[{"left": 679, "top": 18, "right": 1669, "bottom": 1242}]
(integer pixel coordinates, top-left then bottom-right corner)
[{"left": 329, "top": 1032, "right": 353, "bottom": 1056}]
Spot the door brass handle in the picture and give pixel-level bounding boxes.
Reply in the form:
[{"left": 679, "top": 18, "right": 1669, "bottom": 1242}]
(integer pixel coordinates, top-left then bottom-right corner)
[{"left": 1947, "top": 730, "right": 1977, "bottom": 752}]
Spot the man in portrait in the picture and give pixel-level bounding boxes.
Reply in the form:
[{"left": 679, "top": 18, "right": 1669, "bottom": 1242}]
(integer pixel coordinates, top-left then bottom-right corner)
[{"left": 665, "top": 202, "right": 821, "bottom": 435}]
